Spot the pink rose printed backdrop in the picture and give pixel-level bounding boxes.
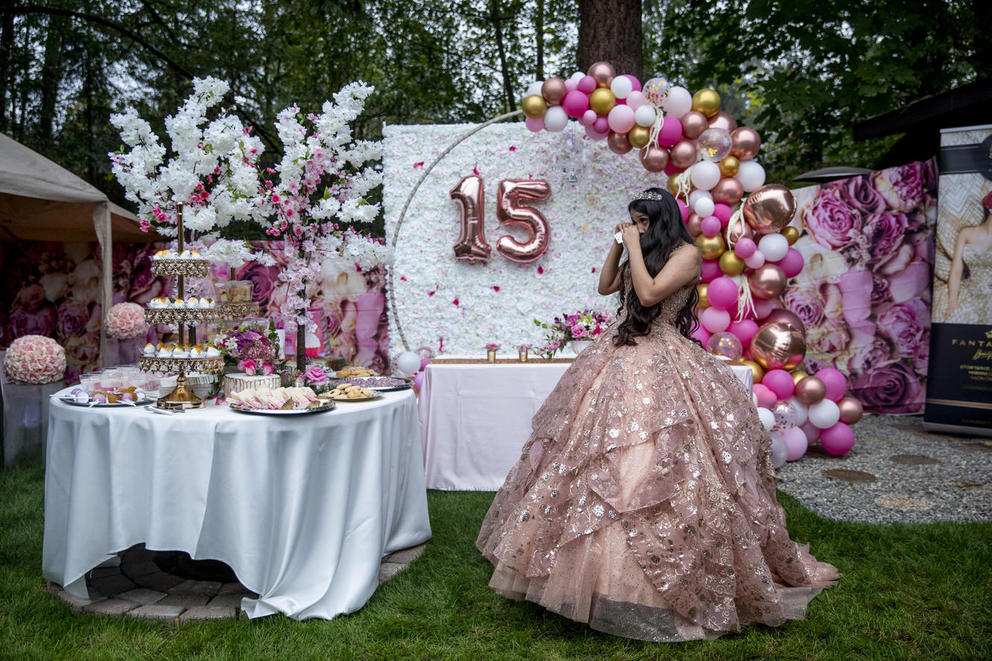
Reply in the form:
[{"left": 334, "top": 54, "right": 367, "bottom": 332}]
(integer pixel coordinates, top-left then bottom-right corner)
[
  {"left": 1, "top": 241, "right": 390, "bottom": 381},
  {"left": 788, "top": 159, "right": 937, "bottom": 413}
]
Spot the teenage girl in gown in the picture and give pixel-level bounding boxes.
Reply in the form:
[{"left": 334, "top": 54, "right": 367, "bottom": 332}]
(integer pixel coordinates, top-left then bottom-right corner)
[{"left": 476, "top": 187, "right": 838, "bottom": 642}]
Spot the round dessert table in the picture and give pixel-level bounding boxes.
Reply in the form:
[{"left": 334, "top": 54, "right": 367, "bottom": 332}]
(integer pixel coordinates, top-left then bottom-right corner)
[{"left": 42, "top": 387, "right": 431, "bottom": 620}]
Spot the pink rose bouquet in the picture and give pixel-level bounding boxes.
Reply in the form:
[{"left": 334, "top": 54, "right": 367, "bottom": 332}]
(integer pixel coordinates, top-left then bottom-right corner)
[
  {"left": 4, "top": 335, "right": 66, "bottom": 384},
  {"left": 104, "top": 302, "right": 148, "bottom": 339},
  {"left": 534, "top": 310, "right": 612, "bottom": 358}
]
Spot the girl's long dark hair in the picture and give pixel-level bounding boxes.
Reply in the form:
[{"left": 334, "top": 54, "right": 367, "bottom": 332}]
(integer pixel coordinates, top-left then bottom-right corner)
[{"left": 614, "top": 187, "right": 699, "bottom": 346}]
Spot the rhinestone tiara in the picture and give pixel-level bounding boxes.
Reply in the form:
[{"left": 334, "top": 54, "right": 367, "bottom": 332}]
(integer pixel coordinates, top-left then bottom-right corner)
[{"left": 632, "top": 190, "right": 665, "bottom": 202}]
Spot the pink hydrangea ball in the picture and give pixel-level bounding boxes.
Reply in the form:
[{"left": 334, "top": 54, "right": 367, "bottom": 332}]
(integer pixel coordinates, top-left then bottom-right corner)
[{"left": 4, "top": 335, "right": 66, "bottom": 384}]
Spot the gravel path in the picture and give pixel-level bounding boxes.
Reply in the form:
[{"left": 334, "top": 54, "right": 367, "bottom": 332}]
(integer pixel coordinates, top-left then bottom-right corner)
[{"left": 775, "top": 414, "right": 992, "bottom": 524}]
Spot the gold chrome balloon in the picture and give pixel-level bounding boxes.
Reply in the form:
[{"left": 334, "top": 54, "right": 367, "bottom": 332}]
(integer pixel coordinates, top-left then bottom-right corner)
[
  {"left": 667, "top": 173, "right": 683, "bottom": 195},
  {"left": 628, "top": 124, "right": 651, "bottom": 148},
  {"left": 696, "top": 282, "right": 710, "bottom": 309},
  {"left": 589, "top": 88, "right": 616, "bottom": 115},
  {"left": 719, "top": 155, "right": 740, "bottom": 177},
  {"left": 736, "top": 359, "right": 765, "bottom": 384},
  {"left": 521, "top": 94, "right": 548, "bottom": 119},
  {"left": 782, "top": 226, "right": 800, "bottom": 244},
  {"left": 719, "top": 250, "right": 746, "bottom": 276},
  {"left": 691, "top": 88, "right": 721, "bottom": 117},
  {"left": 790, "top": 370, "right": 810, "bottom": 385},
  {"left": 695, "top": 234, "right": 726, "bottom": 260},
  {"left": 749, "top": 321, "right": 807, "bottom": 371}
]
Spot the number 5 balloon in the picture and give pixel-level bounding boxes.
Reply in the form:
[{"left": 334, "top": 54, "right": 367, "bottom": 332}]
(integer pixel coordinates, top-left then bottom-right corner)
[{"left": 496, "top": 179, "right": 552, "bottom": 264}]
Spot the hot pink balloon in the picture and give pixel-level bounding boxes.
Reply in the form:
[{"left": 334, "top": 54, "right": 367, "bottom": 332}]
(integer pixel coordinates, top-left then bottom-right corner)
[
  {"left": 782, "top": 426, "right": 808, "bottom": 461},
  {"left": 664, "top": 162, "right": 684, "bottom": 176},
  {"left": 700, "top": 306, "right": 731, "bottom": 333},
  {"left": 753, "top": 384, "right": 777, "bottom": 409},
  {"left": 607, "top": 104, "right": 636, "bottom": 133},
  {"left": 677, "top": 198, "right": 689, "bottom": 222},
  {"left": 729, "top": 319, "right": 759, "bottom": 346},
  {"left": 700, "top": 259, "right": 721, "bottom": 283},
  {"left": 712, "top": 203, "right": 733, "bottom": 225},
  {"left": 626, "top": 90, "right": 647, "bottom": 110},
  {"left": 577, "top": 75, "right": 597, "bottom": 94},
  {"left": 690, "top": 325, "right": 711, "bottom": 346},
  {"left": 562, "top": 90, "right": 590, "bottom": 118},
  {"left": 763, "top": 369, "right": 795, "bottom": 401},
  {"left": 413, "top": 370, "right": 424, "bottom": 390},
  {"left": 707, "top": 276, "right": 740, "bottom": 310},
  {"left": 657, "top": 116, "right": 684, "bottom": 147},
  {"left": 815, "top": 368, "right": 848, "bottom": 402},
  {"left": 776, "top": 247, "right": 805, "bottom": 278},
  {"left": 700, "top": 215, "right": 721, "bottom": 237},
  {"left": 820, "top": 422, "right": 855, "bottom": 456},
  {"left": 734, "top": 237, "right": 756, "bottom": 259},
  {"left": 524, "top": 116, "right": 544, "bottom": 133},
  {"left": 584, "top": 124, "right": 608, "bottom": 140},
  {"left": 623, "top": 74, "right": 642, "bottom": 92},
  {"left": 592, "top": 116, "right": 608, "bottom": 133}
]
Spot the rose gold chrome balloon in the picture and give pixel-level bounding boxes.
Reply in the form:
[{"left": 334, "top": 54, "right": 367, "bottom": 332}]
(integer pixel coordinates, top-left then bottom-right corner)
[
  {"left": 707, "top": 111, "right": 738, "bottom": 133},
  {"left": 495, "top": 179, "right": 551, "bottom": 264},
  {"left": 686, "top": 213, "right": 703, "bottom": 238},
  {"left": 587, "top": 61, "right": 615, "bottom": 87},
  {"left": 711, "top": 176, "right": 743, "bottom": 206},
  {"left": 541, "top": 78, "right": 567, "bottom": 105},
  {"left": 742, "top": 184, "right": 797, "bottom": 234},
  {"left": 795, "top": 376, "right": 827, "bottom": 406},
  {"left": 669, "top": 139, "right": 697, "bottom": 169},
  {"left": 837, "top": 396, "right": 864, "bottom": 424},
  {"left": 764, "top": 308, "right": 806, "bottom": 334},
  {"left": 748, "top": 263, "right": 787, "bottom": 299},
  {"left": 731, "top": 127, "right": 761, "bottom": 160},
  {"left": 450, "top": 175, "right": 492, "bottom": 263},
  {"left": 639, "top": 145, "right": 669, "bottom": 172},
  {"left": 749, "top": 321, "right": 807, "bottom": 371},
  {"left": 607, "top": 131, "right": 633, "bottom": 154},
  {"left": 680, "top": 111, "right": 708, "bottom": 139}
]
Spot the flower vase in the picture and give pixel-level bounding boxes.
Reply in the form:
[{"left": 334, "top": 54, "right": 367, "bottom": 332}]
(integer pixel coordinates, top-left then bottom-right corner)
[
  {"left": 570, "top": 340, "right": 592, "bottom": 355},
  {"left": 486, "top": 349, "right": 496, "bottom": 363}
]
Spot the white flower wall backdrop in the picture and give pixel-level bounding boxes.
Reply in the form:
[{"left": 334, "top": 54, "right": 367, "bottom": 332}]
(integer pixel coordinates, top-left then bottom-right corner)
[{"left": 384, "top": 123, "right": 662, "bottom": 356}]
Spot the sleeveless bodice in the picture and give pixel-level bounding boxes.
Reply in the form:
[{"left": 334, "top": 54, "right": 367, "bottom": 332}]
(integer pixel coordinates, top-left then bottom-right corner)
[{"left": 619, "top": 267, "right": 694, "bottom": 329}]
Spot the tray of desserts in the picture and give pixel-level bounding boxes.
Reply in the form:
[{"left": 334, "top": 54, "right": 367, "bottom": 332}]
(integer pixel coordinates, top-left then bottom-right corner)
[
  {"left": 60, "top": 387, "right": 153, "bottom": 407},
  {"left": 320, "top": 383, "right": 382, "bottom": 402},
  {"left": 226, "top": 386, "right": 334, "bottom": 415},
  {"left": 326, "top": 376, "right": 413, "bottom": 392},
  {"left": 150, "top": 250, "right": 210, "bottom": 277}
]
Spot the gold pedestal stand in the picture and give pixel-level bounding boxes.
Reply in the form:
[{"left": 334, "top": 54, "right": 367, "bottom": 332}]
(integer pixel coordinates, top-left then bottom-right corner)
[{"left": 158, "top": 374, "right": 204, "bottom": 409}]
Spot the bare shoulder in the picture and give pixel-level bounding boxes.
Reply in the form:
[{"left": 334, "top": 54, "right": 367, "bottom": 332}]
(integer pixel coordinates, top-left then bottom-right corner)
[{"left": 672, "top": 243, "right": 701, "bottom": 264}]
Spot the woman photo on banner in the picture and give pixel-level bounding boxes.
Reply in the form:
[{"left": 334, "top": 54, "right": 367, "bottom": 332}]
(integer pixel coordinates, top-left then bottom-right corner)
[{"left": 942, "top": 189, "right": 992, "bottom": 323}]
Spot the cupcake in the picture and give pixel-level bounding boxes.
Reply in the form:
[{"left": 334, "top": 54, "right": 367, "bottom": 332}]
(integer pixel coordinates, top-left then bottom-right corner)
[
  {"left": 190, "top": 346, "right": 203, "bottom": 358},
  {"left": 179, "top": 249, "right": 193, "bottom": 259},
  {"left": 143, "top": 343, "right": 156, "bottom": 356},
  {"left": 186, "top": 296, "right": 199, "bottom": 308},
  {"left": 199, "top": 297, "right": 214, "bottom": 309},
  {"left": 204, "top": 344, "right": 221, "bottom": 358},
  {"left": 173, "top": 345, "right": 190, "bottom": 359},
  {"left": 157, "top": 345, "right": 173, "bottom": 358}
]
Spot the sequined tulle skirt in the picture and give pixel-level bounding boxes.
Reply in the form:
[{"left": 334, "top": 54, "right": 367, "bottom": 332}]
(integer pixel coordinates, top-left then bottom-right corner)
[{"left": 476, "top": 323, "right": 838, "bottom": 642}]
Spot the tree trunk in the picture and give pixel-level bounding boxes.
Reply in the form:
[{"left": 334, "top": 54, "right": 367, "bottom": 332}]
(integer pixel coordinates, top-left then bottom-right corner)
[
  {"left": 38, "top": 14, "right": 65, "bottom": 146},
  {"left": 534, "top": 0, "right": 544, "bottom": 80},
  {"left": 489, "top": 0, "right": 516, "bottom": 113},
  {"left": 0, "top": 1, "right": 14, "bottom": 132},
  {"left": 577, "top": 0, "right": 642, "bottom": 80}
]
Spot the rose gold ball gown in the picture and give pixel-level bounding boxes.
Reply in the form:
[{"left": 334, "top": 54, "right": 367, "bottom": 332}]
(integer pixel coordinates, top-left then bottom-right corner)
[{"left": 476, "top": 278, "right": 839, "bottom": 642}]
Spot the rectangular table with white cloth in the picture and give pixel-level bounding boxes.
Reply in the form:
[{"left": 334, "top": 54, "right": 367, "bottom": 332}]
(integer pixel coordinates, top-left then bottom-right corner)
[
  {"left": 419, "top": 360, "right": 754, "bottom": 491},
  {"left": 43, "top": 388, "right": 431, "bottom": 620}
]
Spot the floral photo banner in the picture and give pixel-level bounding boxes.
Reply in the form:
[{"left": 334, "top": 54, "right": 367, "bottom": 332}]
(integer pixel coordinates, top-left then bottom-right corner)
[{"left": 787, "top": 159, "right": 937, "bottom": 413}]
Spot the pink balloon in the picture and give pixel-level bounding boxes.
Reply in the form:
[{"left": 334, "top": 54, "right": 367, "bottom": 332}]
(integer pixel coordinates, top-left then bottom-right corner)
[
  {"left": 676, "top": 198, "right": 689, "bottom": 222},
  {"left": 584, "top": 124, "right": 608, "bottom": 140},
  {"left": 800, "top": 421, "right": 821, "bottom": 444},
  {"left": 734, "top": 237, "right": 756, "bottom": 259},
  {"left": 752, "top": 298, "right": 779, "bottom": 319},
  {"left": 657, "top": 116, "right": 684, "bottom": 147},
  {"left": 707, "top": 276, "right": 740, "bottom": 310},
  {"left": 700, "top": 306, "right": 731, "bottom": 333},
  {"left": 763, "top": 369, "right": 795, "bottom": 401},
  {"left": 712, "top": 203, "right": 733, "bottom": 225},
  {"left": 562, "top": 90, "right": 590, "bottom": 118},
  {"left": 623, "top": 74, "right": 642, "bottom": 92},
  {"left": 700, "top": 215, "right": 721, "bottom": 237},
  {"left": 775, "top": 247, "right": 804, "bottom": 278},
  {"left": 626, "top": 91, "right": 647, "bottom": 110},
  {"left": 664, "top": 162, "right": 684, "bottom": 176},
  {"left": 690, "top": 325, "right": 711, "bottom": 346},
  {"left": 580, "top": 109, "right": 598, "bottom": 126},
  {"left": 607, "top": 104, "right": 636, "bottom": 133},
  {"left": 413, "top": 370, "right": 424, "bottom": 390},
  {"left": 564, "top": 78, "right": 577, "bottom": 92},
  {"left": 593, "top": 116, "right": 609, "bottom": 134},
  {"left": 729, "top": 318, "right": 759, "bottom": 346},
  {"left": 577, "top": 75, "right": 597, "bottom": 94},
  {"left": 744, "top": 250, "right": 765, "bottom": 269},
  {"left": 753, "top": 384, "right": 777, "bottom": 409},
  {"left": 820, "top": 422, "right": 855, "bottom": 456},
  {"left": 782, "top": 426, "right": 808, "bottom": 461},
  {"left": 420, "top": 357, "right": 431, "bottom": 371},
  {"left": 700, "top": 259, "right": 721, "bottom": 283},
  {"left": 815, "top": 368, "right": 848, "bottom": 402},
  {"left": 524, "top": 116, "right": 544, "bottom": 133}
]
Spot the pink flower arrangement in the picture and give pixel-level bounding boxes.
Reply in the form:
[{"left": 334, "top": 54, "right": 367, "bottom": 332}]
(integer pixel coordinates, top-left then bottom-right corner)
[
  {"left": 534, "top": 310, "right": 612, "bottom": 358},
  {"left": 295, "top": 364, "right": 331, "bottom": 392},
  {"left": 104, "top": 302, "right": 148, "bottom": 339},
  {"left": 4, "top": 335, "right": 66, "bottom": 384},
  {"left": 237, "top": 359, "right": 275, "bottom": 376},
  {"left": 485, "top": 343, "right": 500, "bottom": 351}
]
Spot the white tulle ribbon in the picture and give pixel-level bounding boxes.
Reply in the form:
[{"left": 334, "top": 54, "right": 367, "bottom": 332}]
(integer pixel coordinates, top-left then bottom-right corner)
[
  {"left": 677, "top": 164, "right": 694, "bottom": 200},
  {"left": 647, "top": 111, "right": 665, "bottom": 151}
]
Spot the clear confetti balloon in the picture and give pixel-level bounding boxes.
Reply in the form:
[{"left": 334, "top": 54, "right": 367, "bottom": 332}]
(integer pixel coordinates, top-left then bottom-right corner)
[
  {"left": 642, "top": 76, "right": 672, "bottom": 107},
  {"left": 697, "top": 127, "right": 733, "bottom": 161},
  {"left": 706, "top": 331, "right": 743, "bottom": 360}
]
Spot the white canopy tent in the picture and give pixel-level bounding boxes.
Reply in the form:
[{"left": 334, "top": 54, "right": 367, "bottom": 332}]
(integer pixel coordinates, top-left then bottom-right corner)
[{"left": 0, "top": 131, "right": 153, "bottom": 365}]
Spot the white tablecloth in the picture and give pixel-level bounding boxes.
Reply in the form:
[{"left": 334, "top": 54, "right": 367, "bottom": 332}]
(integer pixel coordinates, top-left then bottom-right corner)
[
  {"left": 419, "top": 361, "right": 754, "bottom": 491},
  {"left": 43, "top": 389, "right": 431, "bottom": 620}
]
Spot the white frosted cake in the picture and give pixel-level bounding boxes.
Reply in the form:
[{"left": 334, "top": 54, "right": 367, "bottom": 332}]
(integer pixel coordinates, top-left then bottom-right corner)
[{"left": 223, "top": 372, "right": 281, "bottom": 396}]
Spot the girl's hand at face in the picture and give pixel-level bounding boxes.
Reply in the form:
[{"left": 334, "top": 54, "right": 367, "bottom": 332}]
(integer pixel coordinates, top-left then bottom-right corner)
[
  {"left": 614, "top": 222, "right": 632, "bottom": 235},
  {"left": 622, "top": 224, "right": 641, "bottom": 249}
]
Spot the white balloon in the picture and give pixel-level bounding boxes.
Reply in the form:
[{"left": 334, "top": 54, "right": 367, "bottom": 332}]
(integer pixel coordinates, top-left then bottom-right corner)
[
  {"left": 786, "top": 396, "right": 809, "bottom": 426},
  {"left": 744, "top": 250, "right": 765, "bottom": 269},
  {"left": 770, "top": 433, "right": 788, "bottom": 468},
  {"left": 570, "top": 71, "right": 585, "bottom": 83},
  {"left": 544, "top": 106, "right": 568, "bottom": 132},
  {"left": 396, "top": 351, "right": 421, "bottom": 376},
  {"left": 758, "top": 233, "right": 789, "bottom": 262},
  {"left": 526, "top": 81, "right": 544, "bottom": 97},
  {"left": 729, "top": 274, "right": 743, "bottom": 286},
  {"left": 610, "top": 75, "right": 633, "bottom": 99},
  {"left": 690, "top": 161, "right": 721, "bottom": 191},
  {"left": 737, "top": 160, "right": 766, "bottom": 192},
  {"left": 808, "top": 399, "right": 841, "bottom": 429},
  {"left": 662, "top": 86, "right": 692, "bottom": 117},
  {"left": 757, "top": 407, "right": 775, "bottom": 432},
  {"left": 633, "top": 104, "right": 657, "bottom": 127},
  {"left": 692, "top": 196, "right": 715, "bottom": 218},
  {"left": 689, "top": 189, "right": 711, "bottom": 207}
]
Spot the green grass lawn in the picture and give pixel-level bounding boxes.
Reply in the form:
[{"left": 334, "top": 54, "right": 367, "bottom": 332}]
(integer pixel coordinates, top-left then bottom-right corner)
[{"left": 2, "top": 460, "right": 990, "bottom": 660}]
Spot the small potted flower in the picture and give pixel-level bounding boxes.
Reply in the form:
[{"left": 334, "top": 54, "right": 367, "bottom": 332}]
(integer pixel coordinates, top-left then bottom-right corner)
[
  {"left": 485, "top": 343, "right": 500, "bottom": 363},
  {"left": 534, "top": 310, "right": 613, "bottom": 358},
  {"left": 517, "top": 344, "right": 531, "bottom": 362}
]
